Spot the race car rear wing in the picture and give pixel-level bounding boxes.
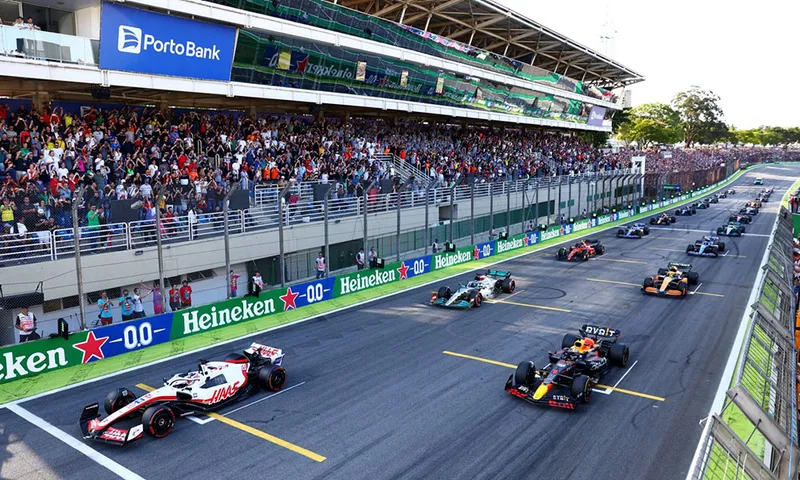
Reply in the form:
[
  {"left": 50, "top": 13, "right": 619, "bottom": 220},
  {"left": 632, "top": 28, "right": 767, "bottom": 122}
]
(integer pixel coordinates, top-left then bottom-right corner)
[
  {"left": 487, "top": 269, "right": 511, "bottom": 278},
  {"left": 580, "top": 324, "right": 621, "bottom": 341},
  {"left": 667, "top": 262, "right": 693, "bottom": 272}
]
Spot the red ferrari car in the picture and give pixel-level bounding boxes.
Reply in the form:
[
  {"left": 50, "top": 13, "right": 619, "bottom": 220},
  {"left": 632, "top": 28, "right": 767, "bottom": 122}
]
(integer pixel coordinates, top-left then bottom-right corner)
[{"left": 556, "top": 239, "right": 606, "bottom": 261}]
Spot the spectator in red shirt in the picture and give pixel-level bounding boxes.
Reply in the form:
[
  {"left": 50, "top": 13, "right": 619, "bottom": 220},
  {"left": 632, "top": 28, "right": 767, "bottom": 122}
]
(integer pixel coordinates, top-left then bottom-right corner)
[
  {"left": 179, "top": 280, "right": 192, "bottom": 308},
  {"left": 169, "top": 284, "right": 181, "bottom": 312}
]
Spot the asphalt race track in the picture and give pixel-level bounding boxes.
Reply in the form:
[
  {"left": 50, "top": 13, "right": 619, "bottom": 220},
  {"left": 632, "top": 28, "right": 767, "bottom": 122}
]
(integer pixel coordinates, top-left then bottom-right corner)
[{"left": 2, "top": 166, "right": 797, "bottom": 480}]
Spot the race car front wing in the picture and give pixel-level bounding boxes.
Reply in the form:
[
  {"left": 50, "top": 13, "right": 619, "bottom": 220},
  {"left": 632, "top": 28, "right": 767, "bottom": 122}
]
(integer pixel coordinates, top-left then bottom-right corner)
[
  {"left": 80, "top": 403, "right": 145, "bottom": 446},
  {"left": 504, "top": 376, "right": 579, "bottom": 410}
]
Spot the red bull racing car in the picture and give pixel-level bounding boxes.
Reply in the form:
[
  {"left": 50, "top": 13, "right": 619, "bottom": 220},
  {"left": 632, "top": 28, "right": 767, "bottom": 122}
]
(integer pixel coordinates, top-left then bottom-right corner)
[
  {"left": 556, "top": 239, "right": 605, "bottom": 261},
  {"left": 80, "top": 343, "right": 287, "bottom": 445},
  {"left": 650, "top": 213, "right": 676, "bottom": 225},
  {"left": 505, "top": 324, "right": 630, "bottom": 409}
]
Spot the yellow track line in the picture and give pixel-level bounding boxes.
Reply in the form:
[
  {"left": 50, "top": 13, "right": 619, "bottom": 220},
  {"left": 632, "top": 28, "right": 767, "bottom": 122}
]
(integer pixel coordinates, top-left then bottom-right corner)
[
  {"left": 442, "top": 352, "right": 664, "bottom": 401},
  {"left": 594, "top": 258, "right": 647, "bottom": 265},
  {"left": 586, "top": 278, "right": 640, "bottom": 287},
  {"left": 136, "top": 383, "right": 326, "bottom": 462},
  {"left": 484, "top": 299, "right": 571, "bottom": 312},
  {"left": 443, "top": 351, "right": 517, "bottom": 369}
]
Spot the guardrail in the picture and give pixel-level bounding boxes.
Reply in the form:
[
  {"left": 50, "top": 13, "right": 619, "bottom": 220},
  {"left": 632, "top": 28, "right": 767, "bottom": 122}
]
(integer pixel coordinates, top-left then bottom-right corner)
[
  {"left": 0, "top": 171, "right": 645, "bottom": 267},
  {"left": 689, "top": 207, "right": 798, "bottom": 480}
]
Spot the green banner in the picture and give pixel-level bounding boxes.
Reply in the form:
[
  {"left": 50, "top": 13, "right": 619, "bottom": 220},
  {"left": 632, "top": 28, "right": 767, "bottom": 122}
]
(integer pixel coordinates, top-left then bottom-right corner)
[
  {"left": 0, "top": 332, "right": 99, "bottom": 383},
  {"left": 334, "top": 266, "right": 401, "bottom": 297},
  {"left": 540, "top": 226, "right": 562, "bottom": 241},
  {"left": 171, "top": 290, "right": 285, "bottom": 339},
  {"left": 432, "top": 246, "right": 474, "bottom": 271},
  {"left": 496, "top": 234, "right": 527, "bottom": 254}
]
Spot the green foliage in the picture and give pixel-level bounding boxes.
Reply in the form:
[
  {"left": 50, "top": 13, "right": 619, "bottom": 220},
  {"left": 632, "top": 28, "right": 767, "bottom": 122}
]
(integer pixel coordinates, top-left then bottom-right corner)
[
  {"left": 616, "top": 103, "right": 682, "bottom": 146},
  {"left": 730, "top": 126, "right": 800, "bottom": 145},
  {"left": 672, "top": 86, "right": 728, "bottom": 146}
]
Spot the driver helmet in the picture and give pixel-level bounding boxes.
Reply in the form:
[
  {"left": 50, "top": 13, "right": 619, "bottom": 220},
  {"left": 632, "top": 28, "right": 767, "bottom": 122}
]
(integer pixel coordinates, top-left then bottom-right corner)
[
  {"left": 669, "top": 265, "right": 679, "bottom": 273},
  {"left": 572, "top": 338, "right": 595, "bottom": 353}
]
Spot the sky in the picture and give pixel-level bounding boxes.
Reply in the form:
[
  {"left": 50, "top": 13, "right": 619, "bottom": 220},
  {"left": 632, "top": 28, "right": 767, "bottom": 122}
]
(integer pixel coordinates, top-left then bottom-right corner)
[{"left": 498, "top": 0, "right": 799, "bottom": 129}]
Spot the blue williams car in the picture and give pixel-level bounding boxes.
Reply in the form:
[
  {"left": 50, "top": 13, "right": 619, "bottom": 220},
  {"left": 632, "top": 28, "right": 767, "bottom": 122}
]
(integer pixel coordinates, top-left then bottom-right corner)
[
  {"left": 616, "top": 223, "right": 651, "bottom": 238},
  {"left": 686, "top": 236, "right": 726, "bottom": 257}
]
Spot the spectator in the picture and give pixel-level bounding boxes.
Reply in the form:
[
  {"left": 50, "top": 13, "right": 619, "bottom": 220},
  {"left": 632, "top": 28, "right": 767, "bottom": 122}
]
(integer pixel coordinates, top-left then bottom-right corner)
[
  {"left": 230, "top": 270, "right": 240, "bottom": 298},
  {"left": 368, "top": 247, "right": 377, "bottom": 268},
  {"left": 15, "top": 306, "right": 36, "bottom": 342},
  {"left": 179, "top": 280, "right": 192, "bottom": 309},
  {"left": 356, "top": 248, "right": 365, "bottom": 270},
  {"left": 25, "top": 17, "right": 39, "bottom": 31},
  {"left": 97, "top": 291, "right": 114, "bottom": 325},
  {"left": 169, "top": 283, "right": 181, "bottom": 312},
  {"left": 432, "top": 238, "right": 439, "bottom": 253},
  {"left": 133, "top": 287, "right": 148, "bottom": 318},
  {"left": 141, "top": 281, "right": 162, "bottom": 315},
  {"left": 315, "top": 252, "right": 326, "bottom": 279},
  {"left": 250, "top": 271, "right": 264, "bottom": 297},
  {"left": 119, "top": 289, "right": 134, "bottom": 321}
]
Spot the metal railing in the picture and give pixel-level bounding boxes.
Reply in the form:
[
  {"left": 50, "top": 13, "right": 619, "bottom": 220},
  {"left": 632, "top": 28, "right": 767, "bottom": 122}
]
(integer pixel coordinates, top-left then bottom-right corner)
[
  {"left": 690, "top": 207, "right": 798, "bottom": 480},
  {"left": 0, "top": 170, "right": 652, "bottom": 266}
]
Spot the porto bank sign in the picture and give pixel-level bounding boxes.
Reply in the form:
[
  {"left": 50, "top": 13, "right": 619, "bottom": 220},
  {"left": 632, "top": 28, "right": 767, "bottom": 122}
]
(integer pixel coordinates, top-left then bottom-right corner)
[{"left": 100, "top": 3, "right": 237, "bottom": 81}]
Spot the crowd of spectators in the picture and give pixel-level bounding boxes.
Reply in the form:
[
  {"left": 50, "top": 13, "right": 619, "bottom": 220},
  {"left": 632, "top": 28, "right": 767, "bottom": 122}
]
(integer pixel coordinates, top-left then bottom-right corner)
[{"left": 0, "top": 102, "right": 796, "bottom": 244}]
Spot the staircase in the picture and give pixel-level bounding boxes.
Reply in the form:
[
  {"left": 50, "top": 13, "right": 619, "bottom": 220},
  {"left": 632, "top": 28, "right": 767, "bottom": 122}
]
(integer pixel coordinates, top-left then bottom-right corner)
[{"left": 375, "top": 153, "right": 432, "bottom": 187}]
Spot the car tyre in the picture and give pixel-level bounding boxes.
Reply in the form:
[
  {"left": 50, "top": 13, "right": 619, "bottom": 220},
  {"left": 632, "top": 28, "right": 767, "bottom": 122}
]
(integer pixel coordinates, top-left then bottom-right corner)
[
  {"left": 718, "top": 241, "right": 726, "bottom": 251},
  {"left": 571, "top": 375, "right": 593, "bottom": 404},
  {"left": 595, "top": 245, "right": 605, "bottom": 255},
  {"left": 259, "top": 365, "right": 286, "bottom": 391},
  {"left": 642, "top": 277, "right": 654, "bottom": 291},
  {"left": 687, "top": 271, "right": 700, "bottom": 285},
  {"left": 609, "top": 343, "right": 629, "bottom": 367},
  {"left": 557, "top": 247, "right": 567, "bottom": 260},
  {"left": 104, "top": 387, "right": 136, "bottom": 415},
  {"left": 142, "top": 405, "right": 175, "bottom": 438},
  {"left": 437, "top": 286, "right": 451, "bottom": 300},
  {"left": 686, "top": 244, "right": 695, "bottom": 253},
  {"left": 468, "top": 290, "right": 482, "bottom": 307},
  {"left": 502, "top": 277, "right": 515, "bottom": 293},
  {"left": 514, "top": 361, "right": 535, "bottom": 387}
]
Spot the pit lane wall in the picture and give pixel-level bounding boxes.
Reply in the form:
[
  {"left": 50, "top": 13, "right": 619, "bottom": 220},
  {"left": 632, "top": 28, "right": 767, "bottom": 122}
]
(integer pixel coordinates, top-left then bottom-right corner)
[{"left": 0, "top": 181, "right": 735, "bottom": 386}]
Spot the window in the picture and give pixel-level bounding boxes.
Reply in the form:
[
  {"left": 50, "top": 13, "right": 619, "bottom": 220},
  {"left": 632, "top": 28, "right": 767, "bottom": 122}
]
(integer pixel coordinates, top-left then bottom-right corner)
[
  {"left": 62, "top": 295, "right": 79, "bottom": 309},
  {"left": 43, "top": 299, "right": 61, "bottom": 313}
]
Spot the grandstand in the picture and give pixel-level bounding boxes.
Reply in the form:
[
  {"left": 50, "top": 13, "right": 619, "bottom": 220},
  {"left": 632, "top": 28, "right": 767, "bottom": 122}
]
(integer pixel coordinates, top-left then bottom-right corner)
[{"left": 0, "top": 0, "right": 649, "bottom": 335}]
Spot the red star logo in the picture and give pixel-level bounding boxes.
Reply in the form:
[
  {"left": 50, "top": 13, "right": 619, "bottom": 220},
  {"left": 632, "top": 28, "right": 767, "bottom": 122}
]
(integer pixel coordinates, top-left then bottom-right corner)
[
  {"left": 397, "top": 262, "right": 410, "bottom": 280},
  {"left": 73, "top": 331, "right": 109, "bottom": 364},
  {"left": 280, "top": 287, "right": 299, "bottom": 311},
  {"left": 296, "top": 55, "right": 310, "bottom": 74},
  {"left": 474, "top": 246, "right": 480, "bottom": 260},
  {"left": 523, "top": 235, "right": 529, "bottom": 246}
]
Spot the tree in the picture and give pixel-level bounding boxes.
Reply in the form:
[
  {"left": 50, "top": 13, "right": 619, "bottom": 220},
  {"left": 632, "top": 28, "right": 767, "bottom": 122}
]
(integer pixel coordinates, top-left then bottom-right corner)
[
  {"left": 672, "top": 86, "right": 728, "bottom": 146},
  {"left": 615, "top": 103, "right": 682, "bottom": 147}
]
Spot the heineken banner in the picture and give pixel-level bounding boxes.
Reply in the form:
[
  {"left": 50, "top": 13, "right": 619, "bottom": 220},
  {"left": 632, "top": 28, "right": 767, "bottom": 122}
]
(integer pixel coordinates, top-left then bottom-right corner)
[
  {"left": 496, "top": 234, "right": 526, "bottom": 254},
  {"left": 597, "top": 215, "right": 613, "bottom": 226},
  {"left": 572, "top": 219, "right": 591, "bottom": 232},
  {"left": 173, "top": 289, "right": 286, "bottom": 338},
  {"left": 432, "top": 246, "right": 474, "bottom": 271},
  {"left": 334, "top": 254, "right": 432, "bottom": 297},
  {"left": 540, "top": 226, "right": 561, "bottom": 242}
]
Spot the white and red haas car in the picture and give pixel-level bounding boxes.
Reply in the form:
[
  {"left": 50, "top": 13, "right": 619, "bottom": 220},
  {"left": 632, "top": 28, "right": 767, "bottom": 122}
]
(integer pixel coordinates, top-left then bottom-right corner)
[{"left": 80, "top": 343, "right": 286, "bottom": 445}]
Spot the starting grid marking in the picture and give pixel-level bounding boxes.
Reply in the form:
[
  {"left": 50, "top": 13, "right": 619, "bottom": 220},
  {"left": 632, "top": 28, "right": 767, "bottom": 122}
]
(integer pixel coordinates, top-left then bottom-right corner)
[
  {"left": 135, "top": 383, "right": 324, "bottom": 462},
  {"left": 647, "top": 227, "right": 771, "bottom": 237},
  {"left": 442, "top": 351, "right": 664, "bottom": 401}
]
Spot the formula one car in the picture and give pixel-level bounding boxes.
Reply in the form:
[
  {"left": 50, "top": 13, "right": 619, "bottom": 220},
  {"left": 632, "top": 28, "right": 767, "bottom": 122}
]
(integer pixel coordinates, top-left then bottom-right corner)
[
  {"left": 749, "top": 199, "right": 763, "bottom": 208},
  {"left": 505, "top": 324, "right": 629, "bottom": 410},
  {"left": 754, "top": 177, "right": 763, "bottom": 185},
  {"left": 726, "top": 189, "right": 736, "bottom": 195},
  {"left": 616, "top": 223, "right": 650, "bottom": 239},
  {"left": 715, "top": 191, "right": 727, "bottom": 199},
  {"left": 728, "top": 214, "right": 752, "bottom": 224},
  {"left": 80, "top": 343, "right": 287, "bottom": 445},
  {"left": 756, "top": 193, "right": 769, "bottom": 203},
  {"left": 430, "top": 269, "right": 515, "bottom": 308},
  {"left": 642, "top": 262, "right": 699, "bottom": 297},
  {"left": 686, "top": 236, "right": 726, "bottom": 257},
  {"left": 649, "top": 213, "right": 676, "bottom": 225},
  {"left": 675, "top": 205, "right": 697, "bottom": 216},
  {"left": 556, "top": 239, "right": 605, "bottom": 261},
  {"left": 739, "top": 205, "right": 759, "bottom": 216},
  {"left": 708, "top": 196, "right": 719, "bottom": 204},
  {"left": 762, "top": 187, "right": 774, "bottom": 195},
  {"left": 692, "top": 199, "right": 710, "bottom": 209},
  {"left": 717, "top": 222, "right": 745, "bottom": 236}
]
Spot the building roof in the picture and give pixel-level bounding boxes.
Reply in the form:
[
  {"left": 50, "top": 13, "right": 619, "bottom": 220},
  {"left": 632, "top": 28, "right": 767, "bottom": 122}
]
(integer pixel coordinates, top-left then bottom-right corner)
[{"left": 331, "top": 0, "right": 644, "bottom": 88}]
